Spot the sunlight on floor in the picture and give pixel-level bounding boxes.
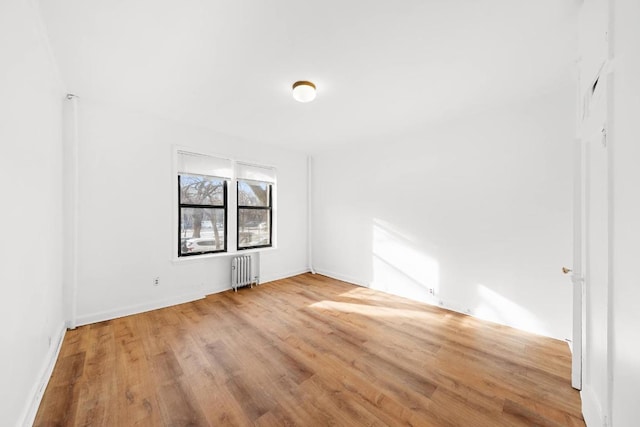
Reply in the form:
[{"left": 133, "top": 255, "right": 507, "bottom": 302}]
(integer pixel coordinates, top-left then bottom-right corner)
[
  {"left": 308, "top": 299, "right": 440, "bottom": 321},
  {"left": 338, "top": 287, "right": 431, "bottom": 309}
]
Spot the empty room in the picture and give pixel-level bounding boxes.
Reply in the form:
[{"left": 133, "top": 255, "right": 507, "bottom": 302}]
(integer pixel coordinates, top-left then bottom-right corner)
[{"left": 2, "top": 0, "right": 639, "bottom": 426}]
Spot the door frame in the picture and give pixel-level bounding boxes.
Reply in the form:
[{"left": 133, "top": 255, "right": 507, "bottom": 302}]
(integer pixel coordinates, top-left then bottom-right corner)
[
  {"left": 573, "top": 59, "right": 613, "bottom": 425},
  {"left": 571, "top": 139, "right": 585, "bottom": 391}
]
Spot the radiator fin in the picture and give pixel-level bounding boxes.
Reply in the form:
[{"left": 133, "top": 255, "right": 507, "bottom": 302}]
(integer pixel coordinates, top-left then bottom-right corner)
[{"left": 231, "top": 255, "right": 253, "bottom": 292}]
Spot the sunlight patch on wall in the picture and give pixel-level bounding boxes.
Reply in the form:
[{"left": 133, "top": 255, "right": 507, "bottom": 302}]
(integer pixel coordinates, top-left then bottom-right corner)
[
  {"left": 370, "top": 220, "right": 439, "bottom": 303},
  {"left": 475, "top": 284, "right": 544, "bottom": 335}
]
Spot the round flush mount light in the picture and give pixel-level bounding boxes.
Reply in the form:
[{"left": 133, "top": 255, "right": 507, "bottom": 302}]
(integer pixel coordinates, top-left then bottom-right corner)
[{"left": 292, "top": 80, "right": 316, "bottom": 103}]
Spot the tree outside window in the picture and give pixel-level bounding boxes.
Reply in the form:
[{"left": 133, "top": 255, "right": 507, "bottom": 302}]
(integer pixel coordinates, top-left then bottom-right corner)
[{"left": 178, "top": 174, "right": 227, "bottom": 256}]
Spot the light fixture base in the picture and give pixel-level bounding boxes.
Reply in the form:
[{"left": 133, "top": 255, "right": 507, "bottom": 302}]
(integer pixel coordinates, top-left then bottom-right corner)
[{"left": 292, "top": 80, "right": 317, "bottom": 103}]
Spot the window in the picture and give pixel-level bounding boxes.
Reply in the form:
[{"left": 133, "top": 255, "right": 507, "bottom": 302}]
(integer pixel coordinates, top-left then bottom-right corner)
[
  {"left": 179, "top": 174, "right": 227, "bottom": 256},
  {"left": 177, "top": 151, "right": 232, "bottom": 257},
  {"left": 175, "top": 150, "right": 276, "bottom": 257},
  {"left": 237, "top": 180, "right": 272, "bottom": 249}
]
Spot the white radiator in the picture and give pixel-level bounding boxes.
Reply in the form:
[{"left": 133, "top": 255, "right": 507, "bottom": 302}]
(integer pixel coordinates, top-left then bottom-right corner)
[{"left": 231, "top": 255, "right": 253, "bottom": 291}]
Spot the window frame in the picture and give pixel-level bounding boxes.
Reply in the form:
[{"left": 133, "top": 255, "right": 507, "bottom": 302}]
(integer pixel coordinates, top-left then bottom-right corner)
[
  {"left": 236, "top": 179, "right": 273, "bottom": 251},
  {"left": 178, "top": 174, "right": 228, "bottom": 257}
]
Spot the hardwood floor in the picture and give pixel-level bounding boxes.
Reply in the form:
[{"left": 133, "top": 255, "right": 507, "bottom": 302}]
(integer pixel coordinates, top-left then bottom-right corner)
[{"left": 35, "top": 273, "right": 585, "bottom": 426}]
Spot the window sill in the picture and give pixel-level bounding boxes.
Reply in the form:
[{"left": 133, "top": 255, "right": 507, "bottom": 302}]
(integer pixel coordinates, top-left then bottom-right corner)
[
  {"left": 172, "top": 246, "right": 277, "bottom": 264},
  {"left": 237, "top": 246, "right": 277, "bottom": 255}
]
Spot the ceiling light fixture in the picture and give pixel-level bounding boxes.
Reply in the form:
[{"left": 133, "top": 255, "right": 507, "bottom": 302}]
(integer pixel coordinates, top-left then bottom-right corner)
[{"left": 292, "top": 81, "right": 316, "bottom": 103}]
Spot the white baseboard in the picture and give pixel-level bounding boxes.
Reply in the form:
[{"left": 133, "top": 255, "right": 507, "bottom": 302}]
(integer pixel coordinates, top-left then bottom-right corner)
[
  {"left": 203, "top": 283, "right": 233, "bottom": 296},
  {"left": 20, "top": 321, "right": 66, "bottom": 427},
  {"left": 260, "top": 268, "right": 311, "bottom": 285},
  {"left": 76, "top": 269, "right": 313, "bottom": 326},
  {"left": 75, "top": 292, "right": 205, "bottom": 327},
  {"left": 314, "top": 269, "right": 460, "bottom": 309},
  {"left": 312, "top": 268, "right": 369, "bottom": 288},
  {"left": 581, "top": 385, "right": 604, "bottom": 427},
  {"left": 315, "top": 269, "right": 565, "bottom": 340},
  {"left": 201, "top": 269, "right": 312, "bottom": 297}
]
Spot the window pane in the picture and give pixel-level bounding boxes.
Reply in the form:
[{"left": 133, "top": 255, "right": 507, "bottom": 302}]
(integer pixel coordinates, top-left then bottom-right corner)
[
  {"left": 238, "top": 180, "right": 270, "bottom": 207},
  {"left": 180, "top": 174, "right": 225, "bottom": 206},
  {"left": 238, "top": 209, "right": 270, "bottom": 248},
  {"left": 180, "top": 207, "right": 225, "bottom": 254}
]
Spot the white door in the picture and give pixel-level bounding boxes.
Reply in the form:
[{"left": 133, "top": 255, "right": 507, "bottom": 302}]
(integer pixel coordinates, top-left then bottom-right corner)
[
  {"left": 575, "top": 0, "right": 611, "bottom": 420},
  {"left": 572, "top": 65, "right": 610, "bottom": 423}
]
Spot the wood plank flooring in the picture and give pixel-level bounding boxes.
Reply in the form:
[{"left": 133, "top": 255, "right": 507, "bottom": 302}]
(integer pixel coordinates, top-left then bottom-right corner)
[{"left": 35, "top": 273, "right": 585, "bottom": 426}]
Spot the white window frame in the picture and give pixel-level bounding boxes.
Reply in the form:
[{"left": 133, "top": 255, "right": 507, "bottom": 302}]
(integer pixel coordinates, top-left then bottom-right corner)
[{"left": 172, "top": 146, "right": 277, "bottom": 262}]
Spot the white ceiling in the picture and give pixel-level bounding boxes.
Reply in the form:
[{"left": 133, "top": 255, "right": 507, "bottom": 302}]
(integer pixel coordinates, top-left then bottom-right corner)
[{"left": 37, "top": 0, "right": 579, "bottom": 153}]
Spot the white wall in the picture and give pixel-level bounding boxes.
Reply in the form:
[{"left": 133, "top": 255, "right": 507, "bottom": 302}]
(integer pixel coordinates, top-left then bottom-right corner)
[
  {"left": 312, "top": 86, "right": 575, "bottom": 341},
  {"left": 0, "top": 0, "right": 66, "bottom": 425},
  {"left": 73, "top": 99, "right": 309, "bottom": 325},
  {"left": 610, "top": 0, "right": 640, "bottom": 424}
]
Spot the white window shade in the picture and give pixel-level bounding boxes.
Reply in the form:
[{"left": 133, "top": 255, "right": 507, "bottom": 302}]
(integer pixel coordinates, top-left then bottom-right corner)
[
  {"left": 177, "top": 151, "right": 232, "bottom": 179},
  {"left": 236, "top": 162, "right": 277, "bottom": 183}
]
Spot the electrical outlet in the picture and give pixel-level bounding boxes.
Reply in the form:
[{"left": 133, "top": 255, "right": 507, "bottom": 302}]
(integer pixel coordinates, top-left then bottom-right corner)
[
  {"left": 153, "top": 277, "right": 160, "bottom": 286},
  {"left": 428, "top": 288, "right": 435, "bottom": 295}
]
